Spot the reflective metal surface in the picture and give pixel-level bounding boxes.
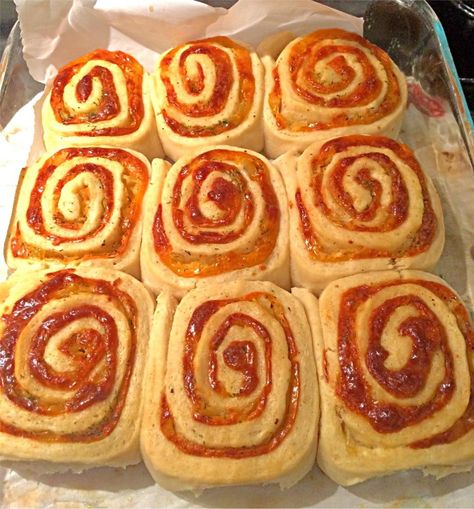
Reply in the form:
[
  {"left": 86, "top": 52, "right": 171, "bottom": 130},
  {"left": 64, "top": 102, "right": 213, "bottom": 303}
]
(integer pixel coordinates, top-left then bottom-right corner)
[
  {"left": 0, "top": 0, "right": 16, "bottom": 54},
  {"left": 0, "top": 21, "right": 42, "bottom": 130},
  {"left": 449, "top": 0, "right": 474, "bottom": 19}
]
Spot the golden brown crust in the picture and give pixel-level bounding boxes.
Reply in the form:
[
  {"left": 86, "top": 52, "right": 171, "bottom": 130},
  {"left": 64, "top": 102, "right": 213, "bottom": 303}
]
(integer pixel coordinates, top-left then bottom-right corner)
[
  {"left": 140, "top": 146, "right": 290, "bottom": 297},
  {"left": 6, "top": 146, "right": 151, "bottom": 277},
  {"left": 141, "top": 281, "right": 319, "bottom": 490},
  {"left": 309, "top": 270, "right": 474, "bottom": 485},
  {"left": 0, "top": 266, "right": 154, "bottom": 469},
  {"left": 277, "top": 136, "right": 444, "bottom": 294}
]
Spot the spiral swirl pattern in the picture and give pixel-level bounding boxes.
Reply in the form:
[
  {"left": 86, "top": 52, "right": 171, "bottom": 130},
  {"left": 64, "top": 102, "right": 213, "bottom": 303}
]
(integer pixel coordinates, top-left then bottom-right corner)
[
  {"left": 283, "top": 135, "right": 443, "bottom": 292},
  {"left": 49, "top": 50, "right": 144, "bottom": 136},
  {"left": 336, "top": 278, "right": 472, "bottom": 445},
  {"left": 141, "top": 146, "right": 289, "bottom": 296},
  {"left": 153, "top": 37, "right": 264, "bottom": 160},
  {"left": 7, "top": 147, "right": 149, "bottom": 275},
  {"left": 162, "top": 291, "right": 298, "bottom": 455},
  {"left": 42, "top": 50, "right": 162, "bottom": 159},
  {"left": 0, "top": 268, "right": 152, "bottom": 461},
  {"left": 141, "top": 282, "right": 318, "bottom": 488},
  {"left": 314, "top": 271, "right": 474, "bottom": 484},
  {"left": 264, "top": 29, "right": 407, "bottom": 157}
]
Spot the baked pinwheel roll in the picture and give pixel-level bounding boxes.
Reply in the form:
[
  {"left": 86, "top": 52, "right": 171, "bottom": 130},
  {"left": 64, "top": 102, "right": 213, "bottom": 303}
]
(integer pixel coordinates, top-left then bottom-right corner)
[
  {"left": 42, "top": 49, "right": 163, "bottom": 159},
  {"left": 0, "top": 267, "right": 153, "bottom": 468},
  {"left": 152, "top": 36, "right": 264, "bottom": 161},
  {"left": 6, "top": 147, "right": 150, "bottom": 278},
  {"left": 141, "top": 281, "right": 319, "bottom": 489},
  {"left": 300, "top": 270, "right": 474, "bottom": 485},
  {"left": 140, "top": 145, "right": 289, "bottom": 297},
  {"left": 278, "top": 135, "right": 444, "bottom": 294},
  {"left": 263, "top": 29, "right": 408, "bottom": 158}
]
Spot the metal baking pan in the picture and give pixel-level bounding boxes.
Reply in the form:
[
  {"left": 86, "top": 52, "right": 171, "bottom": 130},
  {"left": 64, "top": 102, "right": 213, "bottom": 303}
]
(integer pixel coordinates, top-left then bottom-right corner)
[{"left": 0, "top": 1, "right": 473, "bottom": 507}]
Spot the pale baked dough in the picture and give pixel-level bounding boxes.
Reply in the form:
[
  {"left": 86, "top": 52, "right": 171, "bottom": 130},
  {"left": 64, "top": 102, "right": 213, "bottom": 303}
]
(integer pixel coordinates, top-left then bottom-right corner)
[
  {"left": 0, "top": 267, "right": 154, "bottom": 469},
  {"left": 152, "top": 37, "right": 264, "bottom": 161},
  {"left": 301, "top": 270, "right": 474, "bottom": 485},
  {"left": 262, "top": 29, "right": 408, "bottom": 158},
  {"left": 141, "top": 280, "right": 319, "bottom": 490},
  {"left": 276, "top": 135, "right": 444, "bottom": 294},
  {"left": 5, "top": 146, "right": 151, "bottom": 278},
  {"left": 42, "top": 50, "right": 163, "bottom": 160},
  {"left": 140, "top": 145, "right": 290, "bottom": 297}
]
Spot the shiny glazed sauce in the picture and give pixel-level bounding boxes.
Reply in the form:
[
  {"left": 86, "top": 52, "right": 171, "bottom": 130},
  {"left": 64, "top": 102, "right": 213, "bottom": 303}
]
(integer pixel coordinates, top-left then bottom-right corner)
[
  {"left": 335, "top": 279, "right": 474, "bottom": 446},
  {"left": 152, "top": 149, "right": 280, "bottom": 278},
  {"left": 50, "top": 49, "right": 144, "bottom": 136},
  {"left": 221, "top": 340, "right": 259, "bottom": 396},
  {"left": 160, "top": 292, "right": 301, "bottom": 458},
  {"left": 0, "top": 270, "right": 138, "bottom": 442},
  {"left": 295, "top": 135, "right": 437, "bottom": 261},
  {"left": 210, "top": 337, "right": 260, "bottom": 397},
  {"left": 10, "top": 147, "right": 148, "bottom": 263},
  {"left": 268, "top": 28, "right": 402, "bottom": 132}
]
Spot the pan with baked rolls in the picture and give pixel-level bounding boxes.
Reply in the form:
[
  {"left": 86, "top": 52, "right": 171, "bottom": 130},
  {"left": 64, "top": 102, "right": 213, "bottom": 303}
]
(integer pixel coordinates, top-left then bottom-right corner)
[{"left": 1, "top": 22, "right": 472, "bottom": 495}]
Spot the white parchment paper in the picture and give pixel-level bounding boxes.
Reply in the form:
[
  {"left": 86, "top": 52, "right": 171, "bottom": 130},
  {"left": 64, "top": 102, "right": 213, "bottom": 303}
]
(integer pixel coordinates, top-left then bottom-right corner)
[
  {"left": 15, "top": 0, "right": 363, "bottom": 82},
  {"left": 1, "top": 1, "right": 474, "bottom": 507}
]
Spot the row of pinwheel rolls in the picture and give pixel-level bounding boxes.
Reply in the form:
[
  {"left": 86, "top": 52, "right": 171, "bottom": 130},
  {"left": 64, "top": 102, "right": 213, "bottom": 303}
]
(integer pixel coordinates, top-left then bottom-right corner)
[
  {"left": 5, "top": 137, "right": 444, "bottom": 297},
  {"left": 41, "top": 29, "right": 407, "bottom": 162},
  {"left": 0, "top": 269, "right": 472, "bottom": 489}
]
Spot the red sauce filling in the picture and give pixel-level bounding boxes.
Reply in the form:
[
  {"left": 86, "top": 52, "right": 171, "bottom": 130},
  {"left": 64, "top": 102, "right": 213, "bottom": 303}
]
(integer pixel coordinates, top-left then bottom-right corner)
[
  {"left": 222, "top": 341, "right": 259, "bottom": 396},
  {"left": 335, "top": 279, "right": 474, "bottom": 446},
  {"left": 160, "top": 36, "right": 255, "bottom": 137},
  {"left": 191, "top": 311, "right": 270, "bottom": 425},
  {"left": 152, "top": 149, "right": 280, "bottom": 278},
  {"left": 50, "top": 49, "right": 144, "bottom": 136},
  {"left": 295, "top": 135, "right": 437, "bottom": 261},
  {"left": 10, "top": 147, "right": 148, "bottom": 263},
  {"left": 0, "top": 270, "right": 138, "bottom": 442},
  {"left": 173, "top": 160, "right": 254, "bottom": 243},
  {"left": 209, "top": 337, "right": 259, "bottom": 398},
  {"left": 160, "top": 292, "right": 300, "bottom": 458},
  {"left": 27, "top": 163, "right": 114, "bottom": 243},
  {"left": 268, "top": 28, "right": 402, "bottom": 132}
]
